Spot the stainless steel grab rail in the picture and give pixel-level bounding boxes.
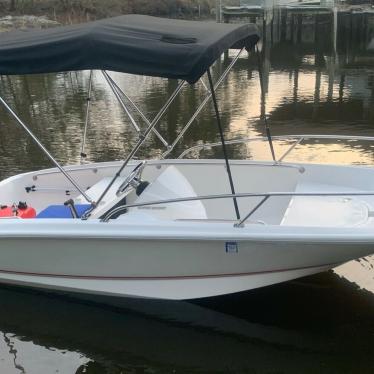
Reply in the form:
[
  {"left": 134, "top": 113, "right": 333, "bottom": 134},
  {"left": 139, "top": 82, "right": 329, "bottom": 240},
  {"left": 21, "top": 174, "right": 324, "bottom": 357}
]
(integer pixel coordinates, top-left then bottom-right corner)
[
  {"left": 30, "top": 159, "right": 305, "bottom": 180},
  {"left": 101, "top": 190, "right": 374, "bottom": 226}
]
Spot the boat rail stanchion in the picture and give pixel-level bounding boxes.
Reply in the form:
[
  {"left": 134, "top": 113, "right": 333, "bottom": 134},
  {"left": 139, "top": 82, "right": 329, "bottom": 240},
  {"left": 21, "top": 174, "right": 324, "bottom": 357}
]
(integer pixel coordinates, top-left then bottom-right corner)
[
  {"left": 87, "top": 79, "right": 186, "bottom": 217},
  {"left": 207, "top": 68, "right": 240, "bottom": 220},
  {"left": 234, "top": 196, "right": 270, "bottom": 228},
  {"left": 0, "top": 96, "right": 93, "bottom": 204},
  {"left": 256, "top": 45, "right": 276, "bottom": 163},
  {"left": 103, "top": 71, "right": 169, "bottom": 149},
  {"left": 80, "top": 70, "right": 93, "bottom": 164},
  {"left": 162, "top": 47, "right": 245, "bottom": 159},
  {"left": 277, "top": 137, "right": 304, "bottom": 162}
]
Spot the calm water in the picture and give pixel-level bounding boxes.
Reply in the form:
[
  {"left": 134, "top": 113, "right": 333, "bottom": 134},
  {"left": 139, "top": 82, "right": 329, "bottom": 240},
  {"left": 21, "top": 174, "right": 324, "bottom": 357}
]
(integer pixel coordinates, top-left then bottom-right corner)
[{"left": 0, "top": 11, "right": 374, "bottom": 373}]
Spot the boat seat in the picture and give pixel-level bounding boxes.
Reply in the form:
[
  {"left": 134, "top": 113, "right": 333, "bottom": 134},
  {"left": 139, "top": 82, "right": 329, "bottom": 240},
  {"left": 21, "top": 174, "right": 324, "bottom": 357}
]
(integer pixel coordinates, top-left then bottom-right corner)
[{"left": 37, "top": 204, "right": 91, "bottom": 219}]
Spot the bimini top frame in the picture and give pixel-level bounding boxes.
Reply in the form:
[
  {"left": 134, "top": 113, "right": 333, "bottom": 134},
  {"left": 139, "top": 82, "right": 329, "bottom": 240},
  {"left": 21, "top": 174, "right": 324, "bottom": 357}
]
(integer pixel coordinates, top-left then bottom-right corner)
[
  {"left": 0, "top": 15, "right": 261, "bottom": 220},
  {"left": 0, "top": 14, "right": 259, "bottom": 83}
]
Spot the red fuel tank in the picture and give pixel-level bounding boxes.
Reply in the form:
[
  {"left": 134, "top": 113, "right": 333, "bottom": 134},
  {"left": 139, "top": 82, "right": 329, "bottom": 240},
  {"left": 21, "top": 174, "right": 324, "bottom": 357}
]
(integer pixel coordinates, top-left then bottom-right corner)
[{"left": 0, "top": 203, "right": 36, "bottom": 219}]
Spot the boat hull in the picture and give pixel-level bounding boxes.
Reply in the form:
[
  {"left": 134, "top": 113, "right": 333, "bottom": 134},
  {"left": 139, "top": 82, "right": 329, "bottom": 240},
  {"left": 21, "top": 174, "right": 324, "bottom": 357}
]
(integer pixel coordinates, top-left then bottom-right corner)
[
  {"left": 0, "top": 223, "right": 371, "bottom": 299},
  {"left": 0, "top": 263, "right": 334, "bottom": 300}
]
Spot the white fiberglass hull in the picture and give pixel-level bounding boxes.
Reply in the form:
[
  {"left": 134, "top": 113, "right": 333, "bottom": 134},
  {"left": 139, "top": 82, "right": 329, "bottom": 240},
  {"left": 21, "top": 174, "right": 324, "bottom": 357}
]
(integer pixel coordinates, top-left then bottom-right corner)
[{"left": 0, "top": 219, "right": 372, "bottom": 299}]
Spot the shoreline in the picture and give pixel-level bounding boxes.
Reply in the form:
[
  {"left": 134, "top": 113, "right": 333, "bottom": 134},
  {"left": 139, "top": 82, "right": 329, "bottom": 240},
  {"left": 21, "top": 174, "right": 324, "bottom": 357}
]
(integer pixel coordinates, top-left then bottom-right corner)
[{"left": 0, "top": 0, "right": 217, "bottom": 25}]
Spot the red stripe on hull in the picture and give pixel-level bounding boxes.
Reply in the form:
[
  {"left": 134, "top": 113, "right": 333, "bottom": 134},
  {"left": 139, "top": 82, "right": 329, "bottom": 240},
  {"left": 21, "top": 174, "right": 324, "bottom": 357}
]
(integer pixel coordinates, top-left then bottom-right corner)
[{"left": 0, "top": 262, "right": 339, "bottom": 281}]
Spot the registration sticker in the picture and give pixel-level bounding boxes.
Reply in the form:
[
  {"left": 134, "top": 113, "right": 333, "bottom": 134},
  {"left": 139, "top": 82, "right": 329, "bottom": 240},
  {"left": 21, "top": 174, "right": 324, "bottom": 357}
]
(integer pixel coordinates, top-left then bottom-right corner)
[{"left": 225, "top": 241, "right": 238, "bottom": 253}]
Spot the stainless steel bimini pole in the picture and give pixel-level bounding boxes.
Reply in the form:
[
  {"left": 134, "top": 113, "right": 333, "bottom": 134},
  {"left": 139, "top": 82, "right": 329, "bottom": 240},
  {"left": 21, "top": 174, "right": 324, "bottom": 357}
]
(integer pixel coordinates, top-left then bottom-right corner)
[
  {"left": 256, "top": 45, "right": 276, "bottom": 162},
  {"left": 103, "top": 71, "right": 169, "bottom": 149},
  {"left": 207, "top": 69, "right": 240, "bottom": 220},
  {"left": 162, "top": 47, "right": 245, "bottom": 158},
  {"left": 101, "top": 70, "right": 141, "bottom": 133},
  {"left": 80, "top": 70, "right": 93, "bottom": 164},
  {"left": 0, "top": 96, "right": 93, "bottom": 204}
]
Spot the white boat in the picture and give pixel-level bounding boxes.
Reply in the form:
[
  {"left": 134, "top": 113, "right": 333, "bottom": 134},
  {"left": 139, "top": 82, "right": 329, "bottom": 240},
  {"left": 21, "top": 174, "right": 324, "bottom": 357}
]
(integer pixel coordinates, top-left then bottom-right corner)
[{"left": 0, "top": 15, "right": 373, "bottom": 300}]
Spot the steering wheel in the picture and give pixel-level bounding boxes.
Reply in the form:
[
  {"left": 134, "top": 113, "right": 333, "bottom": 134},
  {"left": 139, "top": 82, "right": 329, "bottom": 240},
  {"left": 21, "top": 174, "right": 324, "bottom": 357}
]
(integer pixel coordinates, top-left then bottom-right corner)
[{"left": 116, "top": 161, "right": 146, "bottom": 196}]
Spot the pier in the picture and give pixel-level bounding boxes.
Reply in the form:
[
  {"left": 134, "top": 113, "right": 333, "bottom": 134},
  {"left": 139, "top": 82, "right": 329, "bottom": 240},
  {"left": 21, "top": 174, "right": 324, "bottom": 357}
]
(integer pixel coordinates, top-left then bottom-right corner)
[{"left": 220, "top": 2, "right": 374, "bottom": 45}]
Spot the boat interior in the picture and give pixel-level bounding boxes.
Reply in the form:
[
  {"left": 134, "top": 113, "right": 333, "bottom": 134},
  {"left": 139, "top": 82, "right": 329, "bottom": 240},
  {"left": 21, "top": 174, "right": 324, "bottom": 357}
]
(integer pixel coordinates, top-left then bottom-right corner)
[{"left": 1, "top": 159, "right": 374, "bottom": 228}]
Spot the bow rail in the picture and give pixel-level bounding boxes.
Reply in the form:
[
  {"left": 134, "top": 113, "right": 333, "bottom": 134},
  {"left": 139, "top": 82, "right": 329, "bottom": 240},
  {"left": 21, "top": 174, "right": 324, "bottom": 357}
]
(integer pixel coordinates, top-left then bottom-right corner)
[{"left": 178, "top": 134, "right": 374, "bottom": 161}]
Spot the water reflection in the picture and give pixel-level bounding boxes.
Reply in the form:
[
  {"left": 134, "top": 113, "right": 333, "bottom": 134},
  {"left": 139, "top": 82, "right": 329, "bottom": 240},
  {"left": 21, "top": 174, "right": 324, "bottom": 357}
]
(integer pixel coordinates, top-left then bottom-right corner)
[
  {"left": 0, "top": 9, "right": 373, "bottom": 373},
  {"left": 0, "top": 276, "right": 373, "bottom": 373}
]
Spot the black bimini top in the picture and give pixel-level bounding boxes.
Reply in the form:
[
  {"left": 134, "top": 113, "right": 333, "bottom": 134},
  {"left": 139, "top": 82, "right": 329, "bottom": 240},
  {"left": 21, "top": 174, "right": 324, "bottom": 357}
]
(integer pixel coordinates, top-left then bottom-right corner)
[{"left": 0, "top": 14, "right": 259, "bottom": 83}]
